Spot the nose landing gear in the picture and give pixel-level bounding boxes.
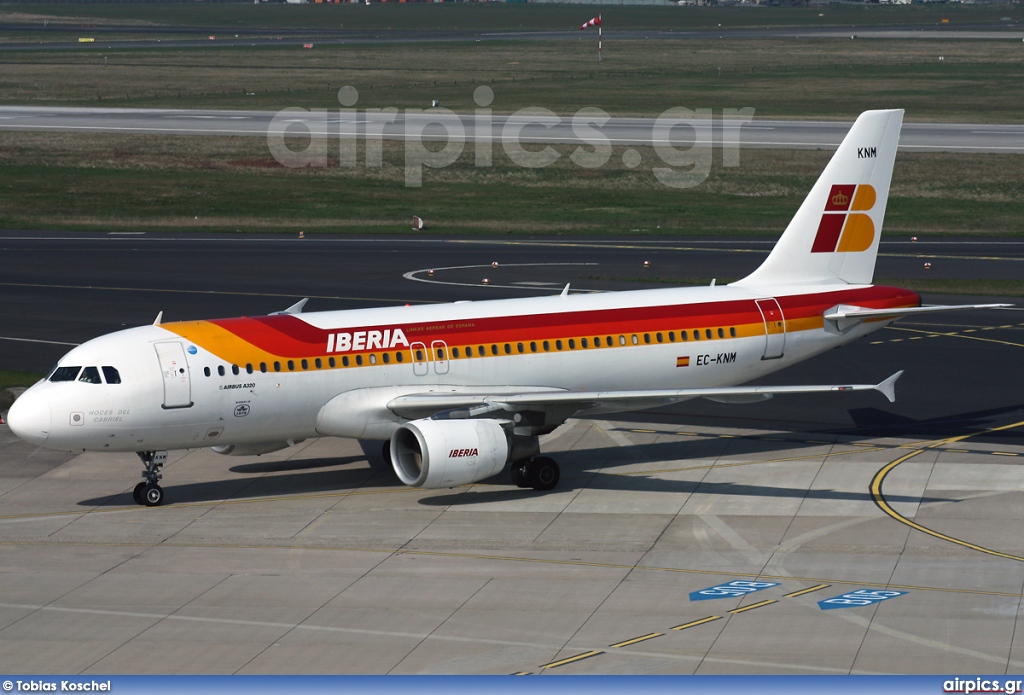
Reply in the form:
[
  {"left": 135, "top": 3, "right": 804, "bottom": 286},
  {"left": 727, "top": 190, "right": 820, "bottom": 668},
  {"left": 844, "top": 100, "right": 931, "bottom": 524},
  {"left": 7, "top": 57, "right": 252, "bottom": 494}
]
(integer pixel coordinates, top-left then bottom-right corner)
[{"left": 133, "top": 450, "right": 168, "bottom": 506}]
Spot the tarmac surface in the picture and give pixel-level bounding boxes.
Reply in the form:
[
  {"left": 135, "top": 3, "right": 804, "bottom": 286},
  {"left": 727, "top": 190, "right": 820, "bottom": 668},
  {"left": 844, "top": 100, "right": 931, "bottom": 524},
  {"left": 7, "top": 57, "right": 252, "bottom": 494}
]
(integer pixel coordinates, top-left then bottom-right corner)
[
  {"left": 1, "top": 233, "right": 1024, "bottom": 674},
  {"left": 2, "top": 107, "right": 1023, "bottom": 153}
]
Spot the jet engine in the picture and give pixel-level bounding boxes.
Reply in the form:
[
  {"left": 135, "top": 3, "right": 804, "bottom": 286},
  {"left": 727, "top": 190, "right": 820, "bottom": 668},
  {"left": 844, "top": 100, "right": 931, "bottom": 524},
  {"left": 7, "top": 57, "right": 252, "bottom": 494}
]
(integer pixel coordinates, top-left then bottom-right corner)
[{"left": 390, "top": 418, "right": 510, "bottom": 488}]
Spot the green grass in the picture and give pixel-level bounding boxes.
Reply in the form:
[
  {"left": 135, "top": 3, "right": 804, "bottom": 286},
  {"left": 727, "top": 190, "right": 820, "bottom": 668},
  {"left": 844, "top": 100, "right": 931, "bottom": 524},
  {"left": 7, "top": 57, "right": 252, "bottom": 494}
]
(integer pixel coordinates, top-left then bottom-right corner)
[
  {"left": 1, "top": 131, "right": 1022, "bottom": 237},
  {"left": 0, "top": 371, "right": 42, "bottom": 413},
  {"left": 1, "top": 3, "right": 1019, "bottom": 33},
  {"left": 0, "top": 35, "right": 1023, "bottom": 121}
]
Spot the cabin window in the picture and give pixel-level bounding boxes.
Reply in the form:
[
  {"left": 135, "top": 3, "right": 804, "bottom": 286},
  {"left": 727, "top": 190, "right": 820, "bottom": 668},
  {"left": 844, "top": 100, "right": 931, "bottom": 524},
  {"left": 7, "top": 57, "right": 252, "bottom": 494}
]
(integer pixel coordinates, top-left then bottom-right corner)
[
  {"left": 619, "top": 335, "right": 627, "bottom": 346},
  {"left": 479, "top": 345, "right": 486, "bottom": 356},
  {"left": 530, "top": 342, "right": 537, "bottom": 353},
  {"left": 329, "top": 357, "right": 336, "bottom": 368},
  {"left": 79, "top": 366, "right": 102, "bottom": 384},
  {"left": 342, "top": 356, "right": 350, "bottom": 367},
  {"left": 681, "top": 331, "right": 688, "bottom": 342},
  {"left": 287, "top": 360, "right": 295, "bottom": 371},
  {"left": 465, "top": 346, "right": 472, "bottom": 358},
  {"left": 273, "top": 362, "right": 281, "bottom": 372},
  {"left": 556, "top": 340, "right": 563, "bottom": 351},
  {"left": 232, "top": 364, "right": 240, "bottom": 376},
  {"left": 315, "top": 358, "right": 322, "bottom": 369},
  {"left": 693, "top": 331, "right": 700, "bottom": 341},
  {"left": 706, "top": 329, "right": 713, "bottom": 340},
  {"left": 369, "top": 355, "right": 377, "bottom": 365},
  {"left": 517, "top": 343, "right": 524, "bottom": 354},
  {"left": 356, "top": 355, "right": 363, "bottom": 366},
  {"left": 245, "top": 364, "right": 253, "bottom": 374},
  {"left": 395, "top": 352, "right": 403, "bottom": 363},
  {"left": 301, "top": 359, "right": 309, "bottom": 370},
  {"left": 656, "top": 333, "right": 663, "bottom": 344},
  {"left": 218, "top": 365, "right": 226, "bottom": 376},
  {"left": 204, "top": 367, "right": 211, "bottom": 377},
  {"left": 607, "top": 336, "right": 614, "bottom": 346},
  {"left": 568, "top": 339, "right": 575, "bottom": 350},
  {"left": 717, "top": 328, "right": 725, "bottom": 339},
  {"left": 730, "top": 327, "right": 737, "bottom": 338},
  {"left": 452, "top": 347, "right": 460, "bottom": 359},
  {"left": 382, "top": 353, "right": 390, "bottom": 364},
  {"left": 415, "top": 349, "right": 424, "bottom": 362},
  {"left": 644, "top": 334, "right": 651, "bottom": 344},
  {"left": 493, "top": 345, "right": 500, "bottom": 356},
  {"left": 436, "top": 348, "right": 444, "bottom": 360},
  {"left": 542, "top": 341, "right": 550, "bottom": 352},
  {"left": 581, "top": 338, "right": 588, "bottom": 348},
  {"left": 669, "top": 331, "right": 676, "bottom": 342},
  {"left": 260, "top": 363, "right": 268, "bottom": 373}
]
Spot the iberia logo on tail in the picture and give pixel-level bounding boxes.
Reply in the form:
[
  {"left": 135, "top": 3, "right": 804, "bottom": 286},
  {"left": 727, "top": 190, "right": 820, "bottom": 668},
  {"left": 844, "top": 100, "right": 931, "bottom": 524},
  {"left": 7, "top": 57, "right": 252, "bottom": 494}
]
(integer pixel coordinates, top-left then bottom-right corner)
[{"left": 810, "top": 184, "right": 877, "bottom": 254}]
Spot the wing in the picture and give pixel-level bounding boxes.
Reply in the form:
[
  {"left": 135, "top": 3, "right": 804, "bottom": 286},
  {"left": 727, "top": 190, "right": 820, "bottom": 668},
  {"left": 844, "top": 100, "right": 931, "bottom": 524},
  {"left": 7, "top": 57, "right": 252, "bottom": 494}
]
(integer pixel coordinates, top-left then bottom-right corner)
[{"left": 387, "top": 371, "right": 904, "bottom": 422}]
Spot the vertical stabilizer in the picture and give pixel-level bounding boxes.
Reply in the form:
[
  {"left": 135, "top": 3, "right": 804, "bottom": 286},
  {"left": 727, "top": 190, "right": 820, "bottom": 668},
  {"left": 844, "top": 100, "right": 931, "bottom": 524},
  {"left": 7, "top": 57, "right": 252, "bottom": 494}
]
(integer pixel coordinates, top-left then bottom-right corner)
[{"left": 733, "top": 109, "right": 903, "bottom": 288}]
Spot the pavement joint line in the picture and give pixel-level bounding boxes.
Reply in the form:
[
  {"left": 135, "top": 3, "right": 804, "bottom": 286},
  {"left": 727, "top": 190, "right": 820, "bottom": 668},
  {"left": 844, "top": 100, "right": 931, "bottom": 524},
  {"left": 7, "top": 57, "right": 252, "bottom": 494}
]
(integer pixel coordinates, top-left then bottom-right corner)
[
  {"left": 1, "top": 539, "right": 1021, "bottom": 598},
  {"left": 540, "top": 650, "right": 603, "bottom": 669},
  {"left": 728, "top": 599, "right": 777, "bottom": 614},
  {"left": 610, "top": 633, "right": 663, "bottom": 648},
  {"left": 672, "top": 616, "right": 722, "bottom": 631},
  {"left": 871, "top": 418, "right": 1024, "bottom": 563},
  {"left": 784, "top": 584, "right": 831, "bottom": 598}
]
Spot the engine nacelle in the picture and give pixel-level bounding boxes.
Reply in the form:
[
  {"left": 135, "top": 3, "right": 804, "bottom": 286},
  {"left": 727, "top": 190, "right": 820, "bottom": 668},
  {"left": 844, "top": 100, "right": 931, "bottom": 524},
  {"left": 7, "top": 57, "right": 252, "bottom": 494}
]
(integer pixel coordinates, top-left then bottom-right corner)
[
  {"left": 211, "top": 440, "right": 303, "bottom": 457},
  {"left": 390, "top": 418, "right": 510, "bottom": 488}
]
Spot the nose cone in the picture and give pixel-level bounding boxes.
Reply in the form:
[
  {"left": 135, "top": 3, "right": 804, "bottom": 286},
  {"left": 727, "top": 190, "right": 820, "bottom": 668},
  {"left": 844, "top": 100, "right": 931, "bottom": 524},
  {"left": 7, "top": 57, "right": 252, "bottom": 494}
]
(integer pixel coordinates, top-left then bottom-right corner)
[{"left": 7, "top": 390, "right": 51, "bottom": 446}]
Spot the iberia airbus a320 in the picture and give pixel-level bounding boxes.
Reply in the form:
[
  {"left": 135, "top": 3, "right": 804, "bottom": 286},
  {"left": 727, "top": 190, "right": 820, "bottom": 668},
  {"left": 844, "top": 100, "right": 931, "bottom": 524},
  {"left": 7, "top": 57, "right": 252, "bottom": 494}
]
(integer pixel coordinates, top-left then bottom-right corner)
[{"left": 6, "top": 109, "right": 1006, "bottom": 506}]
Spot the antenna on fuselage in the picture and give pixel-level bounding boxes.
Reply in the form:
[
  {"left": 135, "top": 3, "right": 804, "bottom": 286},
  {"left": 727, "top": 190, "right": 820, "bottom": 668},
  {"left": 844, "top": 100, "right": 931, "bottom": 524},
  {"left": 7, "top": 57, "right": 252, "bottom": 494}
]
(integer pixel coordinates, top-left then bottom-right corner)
[
  {"left": 153, "top": 311, "right": 163, "bottom": 326},
  {"left": 271, "top": 298, "right": 309, "bottom": 316}
]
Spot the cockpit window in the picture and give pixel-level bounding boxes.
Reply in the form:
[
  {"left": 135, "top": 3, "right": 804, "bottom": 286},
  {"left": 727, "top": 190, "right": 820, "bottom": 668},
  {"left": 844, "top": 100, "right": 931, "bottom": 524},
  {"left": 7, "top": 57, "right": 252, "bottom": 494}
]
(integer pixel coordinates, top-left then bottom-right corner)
[
  {"left": 49, "top": 366, "right": 82, "bottom": 382},
  {"left": 102, "top": 366, "right": 121, "bottom": 384},
  {"left": 79, "top": 366, "right": 102, "bottom": 384}
]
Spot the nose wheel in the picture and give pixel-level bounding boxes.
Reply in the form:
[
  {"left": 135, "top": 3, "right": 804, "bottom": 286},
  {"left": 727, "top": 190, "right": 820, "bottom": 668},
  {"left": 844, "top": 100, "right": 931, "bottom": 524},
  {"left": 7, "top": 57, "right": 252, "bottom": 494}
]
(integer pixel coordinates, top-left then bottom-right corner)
[{"left": 134, "top": 451, "right": 168, "bottom": 506}]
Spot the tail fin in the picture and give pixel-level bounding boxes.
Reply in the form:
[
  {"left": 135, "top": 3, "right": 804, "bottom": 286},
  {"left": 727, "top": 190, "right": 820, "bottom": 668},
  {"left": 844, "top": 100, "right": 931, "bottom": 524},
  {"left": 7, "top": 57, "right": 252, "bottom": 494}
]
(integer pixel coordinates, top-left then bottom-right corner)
[{"left": 733, "top": 109, "right": 904, "bottom": 288}]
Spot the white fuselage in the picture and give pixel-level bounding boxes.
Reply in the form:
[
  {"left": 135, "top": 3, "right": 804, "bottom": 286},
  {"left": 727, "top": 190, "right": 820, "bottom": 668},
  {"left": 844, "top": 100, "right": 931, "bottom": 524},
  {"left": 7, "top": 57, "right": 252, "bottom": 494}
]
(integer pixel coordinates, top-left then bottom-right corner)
[{"left": 9, "top": 281, "right": 917, "bottom": 454}]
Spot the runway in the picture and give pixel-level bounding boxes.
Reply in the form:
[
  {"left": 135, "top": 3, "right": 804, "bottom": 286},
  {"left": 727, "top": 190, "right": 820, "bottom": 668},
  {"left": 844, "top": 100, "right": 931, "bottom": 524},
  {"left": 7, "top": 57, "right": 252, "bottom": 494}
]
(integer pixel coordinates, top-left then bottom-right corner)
[
  {"left": 1, "top": 233, "right": 1023, "bottom": 674},
  {"left": 2, "top": 106, "right": 1023, "bottom": 153}
]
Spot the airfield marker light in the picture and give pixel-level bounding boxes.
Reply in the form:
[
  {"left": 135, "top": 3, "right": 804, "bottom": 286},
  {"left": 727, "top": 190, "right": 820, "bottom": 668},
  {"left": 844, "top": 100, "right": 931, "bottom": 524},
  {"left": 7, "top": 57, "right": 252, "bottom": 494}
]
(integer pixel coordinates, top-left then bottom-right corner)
[
  {"left": 428, "top": 269, "right": 435, "bottom": 277},
  {"left": 644, "top": 260, "right": 651, "bottom": 268},
  {"left": 299, "top": 231, "right": 305, "bottom": 239},
  {"left": 924, "top": 262, "right": 932, "bottom": 269},
  {"left": 482, "top": 278, "right": 490, "bottom": 285},
  {"left": 492, "top": 261, "right": 499, "bottom": 268},
  {"left": 911, "top": 236, "right": 918, "bottom": 242}
]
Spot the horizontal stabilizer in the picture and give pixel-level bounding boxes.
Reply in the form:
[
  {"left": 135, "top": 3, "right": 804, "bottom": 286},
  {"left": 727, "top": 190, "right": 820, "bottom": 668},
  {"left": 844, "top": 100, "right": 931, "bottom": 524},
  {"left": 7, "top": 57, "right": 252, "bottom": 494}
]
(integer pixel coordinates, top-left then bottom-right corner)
[{"left": 824, "top": 302, "right": 1012, "bottom": 332}]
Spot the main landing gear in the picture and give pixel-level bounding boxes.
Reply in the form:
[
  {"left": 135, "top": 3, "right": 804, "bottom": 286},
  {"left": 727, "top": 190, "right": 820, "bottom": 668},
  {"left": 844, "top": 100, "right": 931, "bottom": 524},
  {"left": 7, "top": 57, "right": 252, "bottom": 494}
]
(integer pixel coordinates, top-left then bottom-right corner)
[
  {"left": 133, "top": 450, "right": 168, "bottom": 507},
  {"left": 510, "top": 456, "right": 560, "bottom": 491}
]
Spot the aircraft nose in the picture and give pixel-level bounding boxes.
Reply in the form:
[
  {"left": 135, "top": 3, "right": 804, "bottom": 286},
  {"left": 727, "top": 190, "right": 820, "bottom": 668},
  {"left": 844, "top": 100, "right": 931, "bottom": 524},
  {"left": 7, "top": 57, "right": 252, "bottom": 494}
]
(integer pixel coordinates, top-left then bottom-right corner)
[{"left": 6, "top": 390, "right": 51, "bottom": 446}]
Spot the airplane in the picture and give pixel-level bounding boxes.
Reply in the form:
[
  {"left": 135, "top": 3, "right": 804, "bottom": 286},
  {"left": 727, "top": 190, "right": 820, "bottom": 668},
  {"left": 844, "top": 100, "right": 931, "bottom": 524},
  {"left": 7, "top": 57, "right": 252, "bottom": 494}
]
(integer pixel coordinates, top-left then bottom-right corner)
[{"left": 6, "top": 109, "right": 1008, "bottom": 507}]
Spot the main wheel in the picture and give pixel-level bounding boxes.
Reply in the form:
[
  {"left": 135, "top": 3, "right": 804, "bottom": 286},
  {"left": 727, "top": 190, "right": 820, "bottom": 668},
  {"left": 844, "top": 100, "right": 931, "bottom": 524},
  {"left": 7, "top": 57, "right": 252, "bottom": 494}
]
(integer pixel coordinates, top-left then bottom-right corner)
[
  {"left": 526, "top": 457, "right": 560, "bottom": 491},
  {"left": 132, "top": 482, "right": 147, "bottom": 505},
  {"left": 510, "top": 462, "right": 529, "bottom": 488},
  {"left": 143, "top": 483, "right": 164, "bottom": 507}
]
